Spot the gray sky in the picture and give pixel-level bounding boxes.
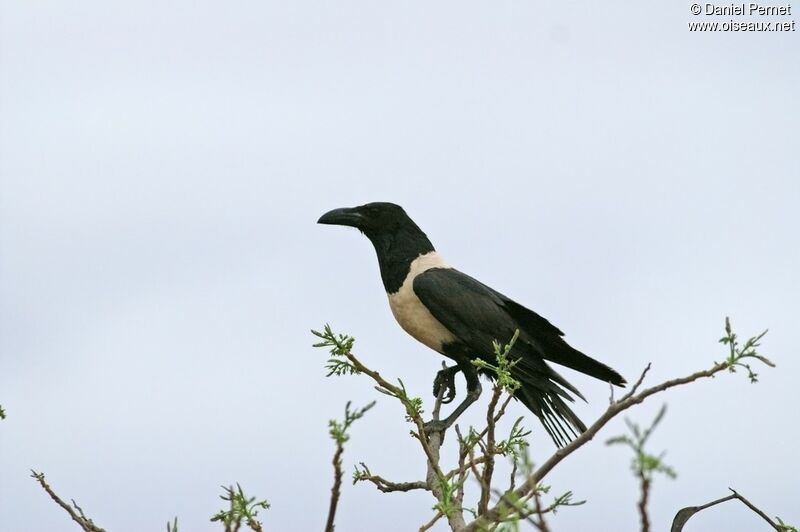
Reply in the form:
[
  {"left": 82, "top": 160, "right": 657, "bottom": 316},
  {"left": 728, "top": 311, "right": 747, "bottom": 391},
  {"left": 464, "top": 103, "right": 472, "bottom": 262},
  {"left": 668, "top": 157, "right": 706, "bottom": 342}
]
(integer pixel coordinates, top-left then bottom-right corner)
[{"left": 1, "top": 2, "right": 798, "bottom": 531}]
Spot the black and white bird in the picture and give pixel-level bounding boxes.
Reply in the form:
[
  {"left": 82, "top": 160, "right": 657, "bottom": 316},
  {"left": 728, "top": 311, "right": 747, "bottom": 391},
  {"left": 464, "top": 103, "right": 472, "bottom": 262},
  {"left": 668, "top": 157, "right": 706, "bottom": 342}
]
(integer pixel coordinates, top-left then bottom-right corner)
[{"left": 318, "top": 202, "right": 626, "bottom": 447}]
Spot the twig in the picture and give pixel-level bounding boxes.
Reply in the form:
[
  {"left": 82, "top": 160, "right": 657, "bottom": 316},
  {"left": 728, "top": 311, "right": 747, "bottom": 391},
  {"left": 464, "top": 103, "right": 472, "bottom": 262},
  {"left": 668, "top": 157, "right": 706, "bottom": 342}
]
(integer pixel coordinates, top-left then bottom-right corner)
[
  {"left": 478, "top": 385, "right": 503, "bottom": 515},
  {"left": 638, "top": 476, "right": 651, "bottom": 532},
  {"left": 446, "top": 455, "right": 489, "bottom": 480},
  {"left": 210, "top": 484, "right": 268, "bottom": 532},
  {"left": 30, "top": 471, "right": 106, "bottom": 532},
  {"left": 532, "top": 488, "right": 551, "bottom": 532},
  {"left": 364, "top": 477, "right": 427, "bottom": 493},
  {"left": 671, "top": 488, "right": 790, "bottom": 532},
  {"left": 462, "top": 431, "right": 487, "bottom": 497},
  {"left": 455, "top": 428, "right": 469, "bottom": 509},
  {"left": 419, "top": 510, "right": 445, "bottom": 532},
  {"left": 325, "top": 444, "right": 344, "bottom": 532},
  {"left": 727, "top": 489, "right": 786, "bottom": 531},
  {"left": 486, "top": 487, "right": 544, "bottom": 531},
  {"left": 606, "top": 404, "right": 674, "bottom": 532},
  {"left": 358, "top": 465, "right": 428, "bottom": 493},
  {"left": 450, "top": 394, "right": 513, "bottom": 476},
  {"left": 325, "top": 400, "right": 374, "bottom": 532},
  {"left": 343, "top": 348, "right": 443, "bottom": 476},
  {"left": 620, "top": 363, "right": 652, "bottom": 402}
]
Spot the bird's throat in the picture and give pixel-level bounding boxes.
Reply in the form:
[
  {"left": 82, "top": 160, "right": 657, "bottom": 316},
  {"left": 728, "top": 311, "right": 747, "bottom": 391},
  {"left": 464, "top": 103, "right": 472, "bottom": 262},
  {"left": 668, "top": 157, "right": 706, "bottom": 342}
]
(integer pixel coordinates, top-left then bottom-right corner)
[{"left": 370, "top": 230, "right": 436, "bottom": 293}]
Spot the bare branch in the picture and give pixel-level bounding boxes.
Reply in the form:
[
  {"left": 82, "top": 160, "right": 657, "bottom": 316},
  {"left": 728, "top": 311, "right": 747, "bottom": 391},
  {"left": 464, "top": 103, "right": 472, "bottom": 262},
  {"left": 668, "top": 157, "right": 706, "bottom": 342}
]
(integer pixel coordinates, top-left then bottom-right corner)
[
  {"left": 638, "top": 476, "right": 652, "bottom": 532},
  {"left": 531, "top": 488, "right": 551, "bottom": 532},
  {"left": 325, "top": 444, "right": 345, "bottom": 532},
  {"left": 726, "top": 489, "right": 787, "bottom": 531},
  {"left": 325, "top": 400, "right": 375, "bottom": 532},
  {"left": 606, "top": 403, "right": 675, "bottom": 532},
  {"left": 672, "top": 488, "right": 794, "bottom": 532},
  {"left": 419, "top": 510, "right": 444, "bottom": 532},
  {"left": 620, "top": 363, "right": 652, "bottom": 402},
  {"left": 455, "top": 428, "right": 469, "bottom": 509},
  {"left": 30, "top": 471, "right": 106, "bottom": 532},
  {"left": 487, "top": 487, "right": 544, "bottom": 531},
  {"left": 355, "top": 463, "right": 428, "bottom": 493},
  {"left": 478, "top": 385, "right": 504, "bottom": 515}
]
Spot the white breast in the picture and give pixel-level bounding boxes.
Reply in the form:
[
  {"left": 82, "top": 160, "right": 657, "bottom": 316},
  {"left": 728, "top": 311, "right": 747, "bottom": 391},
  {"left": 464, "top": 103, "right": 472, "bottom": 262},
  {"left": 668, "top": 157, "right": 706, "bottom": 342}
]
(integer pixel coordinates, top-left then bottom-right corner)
[{"left": 387, "top": 251, "right": 456, "bottom": 353}]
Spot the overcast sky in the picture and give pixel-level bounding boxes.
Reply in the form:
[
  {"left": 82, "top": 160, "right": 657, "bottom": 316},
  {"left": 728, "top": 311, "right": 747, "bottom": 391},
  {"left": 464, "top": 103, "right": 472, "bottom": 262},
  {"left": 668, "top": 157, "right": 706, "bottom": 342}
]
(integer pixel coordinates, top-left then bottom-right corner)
[{"left": 1, "top": 2, "right": 798, "bottom": 531}]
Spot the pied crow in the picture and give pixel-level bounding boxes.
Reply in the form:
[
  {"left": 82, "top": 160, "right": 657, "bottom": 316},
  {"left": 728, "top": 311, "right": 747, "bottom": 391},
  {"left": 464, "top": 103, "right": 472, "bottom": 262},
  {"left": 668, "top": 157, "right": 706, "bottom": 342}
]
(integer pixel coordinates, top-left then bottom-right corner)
[{"left": 318, "top": 202, "right": 626, "bottom": 447}]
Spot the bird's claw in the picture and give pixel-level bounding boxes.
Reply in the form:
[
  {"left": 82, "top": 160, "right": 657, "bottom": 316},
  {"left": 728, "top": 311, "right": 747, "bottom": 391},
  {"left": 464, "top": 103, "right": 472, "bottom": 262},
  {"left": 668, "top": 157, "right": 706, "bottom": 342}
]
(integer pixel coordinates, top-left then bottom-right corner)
[{"left": 432, "top": 366, "right": 458, "bottom": 404}]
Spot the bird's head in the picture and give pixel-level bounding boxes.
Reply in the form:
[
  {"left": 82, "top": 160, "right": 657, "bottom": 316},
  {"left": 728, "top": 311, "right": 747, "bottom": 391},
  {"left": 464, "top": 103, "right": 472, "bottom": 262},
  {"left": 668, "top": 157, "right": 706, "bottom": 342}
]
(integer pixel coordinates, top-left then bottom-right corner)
[
  {"left": 318, "top": 202, "right": 435, "bottom": 269},
  {"left": 318, "top": 202, "right": 414, "bottom": 240}
]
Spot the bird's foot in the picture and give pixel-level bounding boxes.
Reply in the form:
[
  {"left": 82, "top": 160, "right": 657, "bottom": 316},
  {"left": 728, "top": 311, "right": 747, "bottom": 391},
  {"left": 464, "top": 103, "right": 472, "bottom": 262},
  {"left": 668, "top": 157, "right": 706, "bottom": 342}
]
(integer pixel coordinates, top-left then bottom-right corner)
[{"left": 432, "top": 365, "right": 459, "bottom": 404}]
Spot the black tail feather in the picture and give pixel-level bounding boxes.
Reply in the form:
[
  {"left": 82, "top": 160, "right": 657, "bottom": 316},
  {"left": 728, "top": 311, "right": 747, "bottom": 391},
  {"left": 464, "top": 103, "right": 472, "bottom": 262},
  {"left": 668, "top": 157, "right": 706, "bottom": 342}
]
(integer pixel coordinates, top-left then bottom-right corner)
[
  {"left": 515, "top": 386, "right": 586, "bottom": 447},
  {"left": 525, "top": 337, "right": 627, "bottom": 387},
  {"left": 515, "top": 383, "right": 587, "bottom": 447},
  {"left": 511, "top": 358, "right": 590, "bottom": 447},
  {"left": 502, "top": 297, "right": 626, "bottom": 387}
]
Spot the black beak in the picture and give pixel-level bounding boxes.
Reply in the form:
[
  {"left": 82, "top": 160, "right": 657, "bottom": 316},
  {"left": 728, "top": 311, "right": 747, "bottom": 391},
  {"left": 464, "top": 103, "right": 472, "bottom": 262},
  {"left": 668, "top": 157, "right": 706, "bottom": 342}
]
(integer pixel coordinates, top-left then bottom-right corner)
[{"left": 317, "top": 207, "right": 364, "bottom": 228}]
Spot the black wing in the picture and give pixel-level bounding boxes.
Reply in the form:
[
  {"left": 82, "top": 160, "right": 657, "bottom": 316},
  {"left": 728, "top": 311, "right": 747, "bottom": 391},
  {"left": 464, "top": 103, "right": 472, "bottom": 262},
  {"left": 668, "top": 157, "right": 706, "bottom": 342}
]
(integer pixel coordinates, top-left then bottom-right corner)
[
  {"left": 412, "top": 267, "right": 520, "bottom": 353},
  {"left": 411, "top": 267, "right": 584, "bottom": 390},
  {"left": 413, "top": 267, "right": 624, "bottom": 385}
]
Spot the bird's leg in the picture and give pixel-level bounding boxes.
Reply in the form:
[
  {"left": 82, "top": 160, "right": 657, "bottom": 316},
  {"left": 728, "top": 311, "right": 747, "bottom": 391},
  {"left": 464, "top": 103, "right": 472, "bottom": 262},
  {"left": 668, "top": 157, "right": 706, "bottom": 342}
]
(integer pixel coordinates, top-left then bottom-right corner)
[
  {"left": 423, "top": 362, "right": 482, "bottom": 436},
  {"left": 432, "top": 364, "right": 460, "bottom": 404}
]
